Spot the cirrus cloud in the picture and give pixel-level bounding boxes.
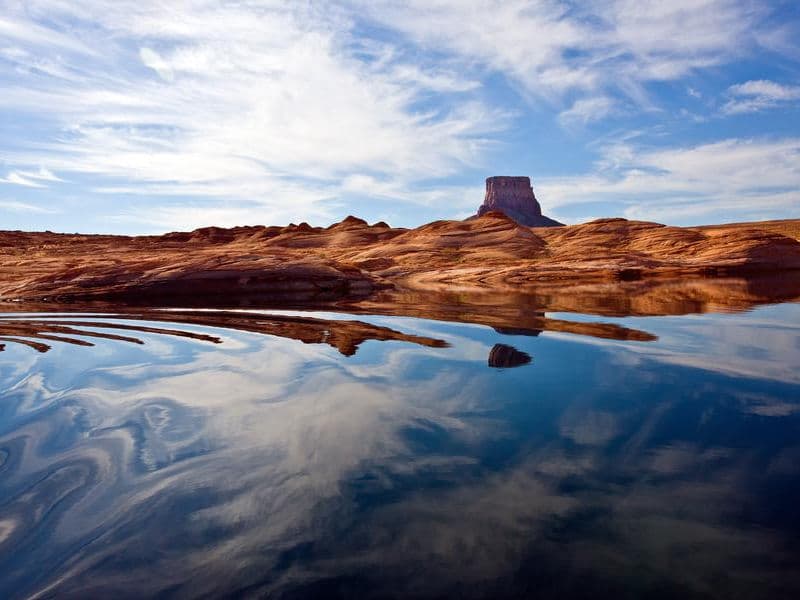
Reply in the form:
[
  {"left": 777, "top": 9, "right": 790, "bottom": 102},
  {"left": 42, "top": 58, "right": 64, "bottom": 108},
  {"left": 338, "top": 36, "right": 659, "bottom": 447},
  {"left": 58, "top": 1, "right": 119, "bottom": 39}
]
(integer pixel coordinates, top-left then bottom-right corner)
[
  {"left": 0, "top": 1, "right": 798, "bottom": 232},
  {"left": 722, "top": 79, "right": 800, "bottom": 114}
]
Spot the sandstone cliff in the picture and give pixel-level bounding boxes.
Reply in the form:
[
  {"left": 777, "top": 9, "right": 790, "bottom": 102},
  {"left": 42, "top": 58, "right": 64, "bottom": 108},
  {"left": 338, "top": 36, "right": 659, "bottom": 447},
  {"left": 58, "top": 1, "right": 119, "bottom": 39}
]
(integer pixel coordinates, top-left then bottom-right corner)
[{"left": 474, "top": 176, "right": 562, "bottom": 227}]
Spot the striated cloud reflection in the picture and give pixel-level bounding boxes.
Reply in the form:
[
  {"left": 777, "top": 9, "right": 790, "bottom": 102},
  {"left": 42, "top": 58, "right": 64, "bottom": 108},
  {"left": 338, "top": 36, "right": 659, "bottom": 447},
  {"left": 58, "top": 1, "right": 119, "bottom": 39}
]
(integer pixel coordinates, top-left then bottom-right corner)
[{"left": 0, "top": 306, "right": 798, "bottom": 598}]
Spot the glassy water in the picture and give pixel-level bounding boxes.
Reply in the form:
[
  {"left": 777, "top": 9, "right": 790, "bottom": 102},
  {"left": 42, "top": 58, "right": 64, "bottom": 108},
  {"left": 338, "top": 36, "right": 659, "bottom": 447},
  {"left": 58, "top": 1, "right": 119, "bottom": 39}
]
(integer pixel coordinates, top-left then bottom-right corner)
[{"left": 0, "top": 303, "right": 799, "bottom": 599}]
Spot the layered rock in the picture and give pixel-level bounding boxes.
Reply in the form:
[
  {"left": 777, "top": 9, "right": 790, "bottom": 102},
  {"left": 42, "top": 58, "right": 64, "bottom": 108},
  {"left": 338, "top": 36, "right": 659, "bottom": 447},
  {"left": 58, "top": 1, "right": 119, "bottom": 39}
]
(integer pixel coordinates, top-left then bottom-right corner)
[
  {"left": 1, "top": 215, "right": 799, "bottom": 307},
  {"left": 475, "top": 176, "right": 563, "bottom": 227}
]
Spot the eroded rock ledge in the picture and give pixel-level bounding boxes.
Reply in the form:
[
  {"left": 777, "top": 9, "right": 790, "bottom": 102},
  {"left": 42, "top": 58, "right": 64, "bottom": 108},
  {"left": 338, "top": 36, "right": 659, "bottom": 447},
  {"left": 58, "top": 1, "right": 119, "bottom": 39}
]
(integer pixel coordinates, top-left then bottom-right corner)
[{"left": 1, "top": 214, "right": 799, "bottom": 304}]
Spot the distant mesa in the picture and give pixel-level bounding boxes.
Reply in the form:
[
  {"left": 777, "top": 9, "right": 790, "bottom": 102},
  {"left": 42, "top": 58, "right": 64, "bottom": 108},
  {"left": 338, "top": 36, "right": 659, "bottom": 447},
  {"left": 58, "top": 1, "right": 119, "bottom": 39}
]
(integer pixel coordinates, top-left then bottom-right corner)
[{"left": 473, "top": 176, "right": 563, "bottom": 227}]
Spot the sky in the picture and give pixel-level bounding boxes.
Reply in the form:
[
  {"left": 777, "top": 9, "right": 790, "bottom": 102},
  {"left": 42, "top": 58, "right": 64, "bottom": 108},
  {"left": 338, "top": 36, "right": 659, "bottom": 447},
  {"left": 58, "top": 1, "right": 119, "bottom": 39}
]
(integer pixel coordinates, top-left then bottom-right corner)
[{"left": 1, "top": 0, "right": 799, "bottom": 234}]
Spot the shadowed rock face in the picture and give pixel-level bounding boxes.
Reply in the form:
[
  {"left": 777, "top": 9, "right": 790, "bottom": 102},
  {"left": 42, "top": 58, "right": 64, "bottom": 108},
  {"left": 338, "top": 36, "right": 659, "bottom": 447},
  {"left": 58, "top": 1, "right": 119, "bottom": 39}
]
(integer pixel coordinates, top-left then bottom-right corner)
[
  {"left": 475, "top": 176, "right": 563, "bottom": 227},
  {"left": 487, "top": 343, "right": 532, "bottom": 368}
]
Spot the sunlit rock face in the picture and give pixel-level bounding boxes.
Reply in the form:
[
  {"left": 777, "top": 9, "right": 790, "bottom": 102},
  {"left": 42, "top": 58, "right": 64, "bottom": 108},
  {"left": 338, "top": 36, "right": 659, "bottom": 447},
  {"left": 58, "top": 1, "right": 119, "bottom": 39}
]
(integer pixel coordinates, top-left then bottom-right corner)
[{"left": 475, "top": 176, "right": 563, "bottom": 227}]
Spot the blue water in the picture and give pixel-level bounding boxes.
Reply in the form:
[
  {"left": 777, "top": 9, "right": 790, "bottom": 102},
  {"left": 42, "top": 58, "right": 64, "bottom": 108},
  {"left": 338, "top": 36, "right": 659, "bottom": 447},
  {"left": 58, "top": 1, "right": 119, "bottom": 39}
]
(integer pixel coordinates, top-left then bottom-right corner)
[{"left": 0, "top": 305, "right": 799, "bottom": 599}]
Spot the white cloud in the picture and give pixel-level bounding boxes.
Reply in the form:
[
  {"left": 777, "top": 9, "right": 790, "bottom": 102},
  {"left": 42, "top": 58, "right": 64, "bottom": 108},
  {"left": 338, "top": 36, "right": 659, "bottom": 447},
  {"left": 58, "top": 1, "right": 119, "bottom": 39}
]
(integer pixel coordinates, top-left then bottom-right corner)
[
  {"left": 340, "top": 175, "right": 480, "bottom": 208},
  {"left": 0, "top": 172, "right": 45, "bottom": 187},
  {"left": 722, "top": 79, "right": 800, "bottom": 114},
  {"left": 388, "top": 64, "right": 481, "bottom": 93},
  {"left": 0, "top": 1, "right": 502, "bottom": 227},
  {"left": 0, "top": 15, "right": 96, "bottom": 56},
  {"left": 538, "top": 137, "right": 800, "bottom": 224},
  {"left": 0, "top": 167, "right": 64, "bottom": 188},
  {"left": 0, "top": 199, "right": 59, "bottom": 214},
  {"left": 731, "top": 80, "right": 800, "bottom": 100},
  {"left": 0, "top": 2, "right": 796, "bottom": 231},
  {"left": 109, "top": 204, "right": 302, "bottom": 232},
  {"left": 18, "top": 167, "right": 63, "bottom": 182},
  {"left": 354, "top": 0, "right": 586, "bottom": 97},
  {"left": 139, "top": 47, "right": 174, "bottom": 82},
  {"left": 558, "top": 97, "right": 615, "bottom": 126},
  {"left": 356, "top": 0, "right": 766, "bottom": 106}
]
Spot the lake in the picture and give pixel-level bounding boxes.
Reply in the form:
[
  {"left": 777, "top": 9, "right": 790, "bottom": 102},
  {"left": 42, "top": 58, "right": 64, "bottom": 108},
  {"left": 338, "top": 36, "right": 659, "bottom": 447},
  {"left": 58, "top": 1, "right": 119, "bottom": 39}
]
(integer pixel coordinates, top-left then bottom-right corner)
[{"left": 0, "top": 299, "right": 799, "bottom": 598}]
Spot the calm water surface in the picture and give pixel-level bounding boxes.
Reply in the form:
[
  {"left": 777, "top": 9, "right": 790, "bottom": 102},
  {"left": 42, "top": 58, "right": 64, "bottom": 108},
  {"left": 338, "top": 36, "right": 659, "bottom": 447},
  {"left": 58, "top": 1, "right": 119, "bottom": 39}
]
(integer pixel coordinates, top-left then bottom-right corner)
[{"left": 0, "top": 303, "right": 799, "bottom": 599}]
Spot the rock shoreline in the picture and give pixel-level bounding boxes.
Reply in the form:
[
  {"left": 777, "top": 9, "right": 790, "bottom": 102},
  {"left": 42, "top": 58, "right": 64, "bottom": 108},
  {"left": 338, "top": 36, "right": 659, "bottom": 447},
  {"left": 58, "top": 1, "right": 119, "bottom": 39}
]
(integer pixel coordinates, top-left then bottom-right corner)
[{"left": 1, "top": 213, "right": 799, "bottom": 304}]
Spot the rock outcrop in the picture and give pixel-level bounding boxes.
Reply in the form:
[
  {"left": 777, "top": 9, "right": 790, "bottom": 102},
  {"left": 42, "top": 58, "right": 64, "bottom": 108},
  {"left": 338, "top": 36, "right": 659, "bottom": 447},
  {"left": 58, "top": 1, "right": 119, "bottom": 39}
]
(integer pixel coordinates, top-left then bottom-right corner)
[
  {"left": 474, "top": 176, "right": 563, "bottom": 227},
  {"left": 487, "top": 343, "right": 532, "bottom": 368},
  {"left": 0, "top": 215, "right": 799, "bottom": 306}
]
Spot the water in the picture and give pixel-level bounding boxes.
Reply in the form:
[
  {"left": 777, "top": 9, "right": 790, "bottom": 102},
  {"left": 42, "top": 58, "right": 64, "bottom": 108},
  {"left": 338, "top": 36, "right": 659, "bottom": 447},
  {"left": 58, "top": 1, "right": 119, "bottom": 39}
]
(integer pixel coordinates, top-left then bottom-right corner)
[{"left": 0, "top": 303, "right": 799, "bottom": 599}]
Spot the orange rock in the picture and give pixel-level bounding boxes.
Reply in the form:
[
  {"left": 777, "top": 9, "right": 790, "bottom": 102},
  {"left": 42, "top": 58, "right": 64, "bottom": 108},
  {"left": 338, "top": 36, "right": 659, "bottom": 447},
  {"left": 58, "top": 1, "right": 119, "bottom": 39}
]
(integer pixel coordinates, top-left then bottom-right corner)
[{"left": 0, "top": 215, "right": 799, "bottom": 304}]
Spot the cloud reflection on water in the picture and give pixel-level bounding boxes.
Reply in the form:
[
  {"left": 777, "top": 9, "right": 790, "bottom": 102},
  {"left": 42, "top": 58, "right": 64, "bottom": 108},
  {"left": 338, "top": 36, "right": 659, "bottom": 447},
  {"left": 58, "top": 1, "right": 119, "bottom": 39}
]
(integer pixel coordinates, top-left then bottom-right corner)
[{"left": 0, "top": 305, "right": 797, "bottom": 598}]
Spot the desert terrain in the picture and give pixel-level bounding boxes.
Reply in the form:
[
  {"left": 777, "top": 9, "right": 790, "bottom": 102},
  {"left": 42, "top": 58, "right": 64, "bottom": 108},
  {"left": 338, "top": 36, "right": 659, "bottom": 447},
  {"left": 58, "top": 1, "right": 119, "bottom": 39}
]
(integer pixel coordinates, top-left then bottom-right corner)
[{"left": 1, "top": 213, "right": 798, "bottom": 310}]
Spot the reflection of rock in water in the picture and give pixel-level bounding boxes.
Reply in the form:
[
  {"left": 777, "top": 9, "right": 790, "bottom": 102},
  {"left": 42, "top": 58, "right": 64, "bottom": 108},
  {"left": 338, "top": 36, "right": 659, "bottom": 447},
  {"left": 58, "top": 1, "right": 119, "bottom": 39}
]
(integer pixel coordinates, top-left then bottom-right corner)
[
  {"left": 494, "top": 326, "right": 542, "bottom": 337},
  {"left": 0, "top": 311, "right": 448, "bottom": 356},
  {"left": 494, "top": 312, "right": 544, "bottom": 337},
  {"left": 488, "top": 343, "right": 532, "bottom": 368}
]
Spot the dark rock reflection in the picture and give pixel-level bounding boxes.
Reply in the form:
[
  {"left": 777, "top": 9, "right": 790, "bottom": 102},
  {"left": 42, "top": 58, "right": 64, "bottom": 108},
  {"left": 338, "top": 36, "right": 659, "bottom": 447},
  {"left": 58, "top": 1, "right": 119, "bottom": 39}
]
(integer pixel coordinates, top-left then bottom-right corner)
[{"left": 0, "top": 311, "right": 448, "bottom": 355}]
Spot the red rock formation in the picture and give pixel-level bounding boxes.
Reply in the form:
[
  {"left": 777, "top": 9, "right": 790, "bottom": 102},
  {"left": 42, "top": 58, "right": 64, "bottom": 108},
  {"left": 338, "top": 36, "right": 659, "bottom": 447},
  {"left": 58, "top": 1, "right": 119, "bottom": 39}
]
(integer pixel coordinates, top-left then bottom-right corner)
[
  {"left": 0, "top": 215, "right": 799, "bottom": 306},
  {"left": 475, "top": 176, "right": 562, "bottom": 227}
]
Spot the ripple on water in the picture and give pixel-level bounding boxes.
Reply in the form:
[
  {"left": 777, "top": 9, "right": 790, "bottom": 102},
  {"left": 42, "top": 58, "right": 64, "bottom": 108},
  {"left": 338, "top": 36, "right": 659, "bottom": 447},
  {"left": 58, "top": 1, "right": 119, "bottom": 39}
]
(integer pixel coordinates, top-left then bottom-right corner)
[{"left": 0, "top": 306, "right": 798, "bottom": 599}]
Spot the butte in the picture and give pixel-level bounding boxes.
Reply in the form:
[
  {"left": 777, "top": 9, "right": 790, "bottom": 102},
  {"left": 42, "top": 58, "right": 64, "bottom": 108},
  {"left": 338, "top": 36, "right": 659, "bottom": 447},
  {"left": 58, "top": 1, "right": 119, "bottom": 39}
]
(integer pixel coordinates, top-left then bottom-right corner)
[{"left": 472, "top": 176, "right": 563, "bottom": 227}]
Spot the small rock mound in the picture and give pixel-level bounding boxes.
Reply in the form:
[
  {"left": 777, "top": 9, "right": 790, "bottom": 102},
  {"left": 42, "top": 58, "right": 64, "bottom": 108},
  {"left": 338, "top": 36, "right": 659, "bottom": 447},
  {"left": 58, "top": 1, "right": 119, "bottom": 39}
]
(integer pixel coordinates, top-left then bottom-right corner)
[
  {"left": 488, "top": 343, "right": 532, "bottom": 368},
  {"left": 330, "top": 215, "right": 368, "bottom": 228}
]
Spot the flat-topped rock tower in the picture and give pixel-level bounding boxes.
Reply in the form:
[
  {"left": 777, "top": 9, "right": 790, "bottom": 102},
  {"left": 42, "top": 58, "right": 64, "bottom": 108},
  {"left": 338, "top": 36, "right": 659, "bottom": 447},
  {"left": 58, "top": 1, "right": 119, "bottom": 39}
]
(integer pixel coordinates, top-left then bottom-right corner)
[{"left": 474, "top": 176, "right": 563, "bottom": 227}]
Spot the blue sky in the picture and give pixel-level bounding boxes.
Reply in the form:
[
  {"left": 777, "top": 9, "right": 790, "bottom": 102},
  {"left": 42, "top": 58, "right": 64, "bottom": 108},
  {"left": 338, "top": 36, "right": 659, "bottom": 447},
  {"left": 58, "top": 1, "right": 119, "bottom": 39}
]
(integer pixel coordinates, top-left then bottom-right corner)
[{"left": 1, "top": 0, "right": 799, "bottom": 234}]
